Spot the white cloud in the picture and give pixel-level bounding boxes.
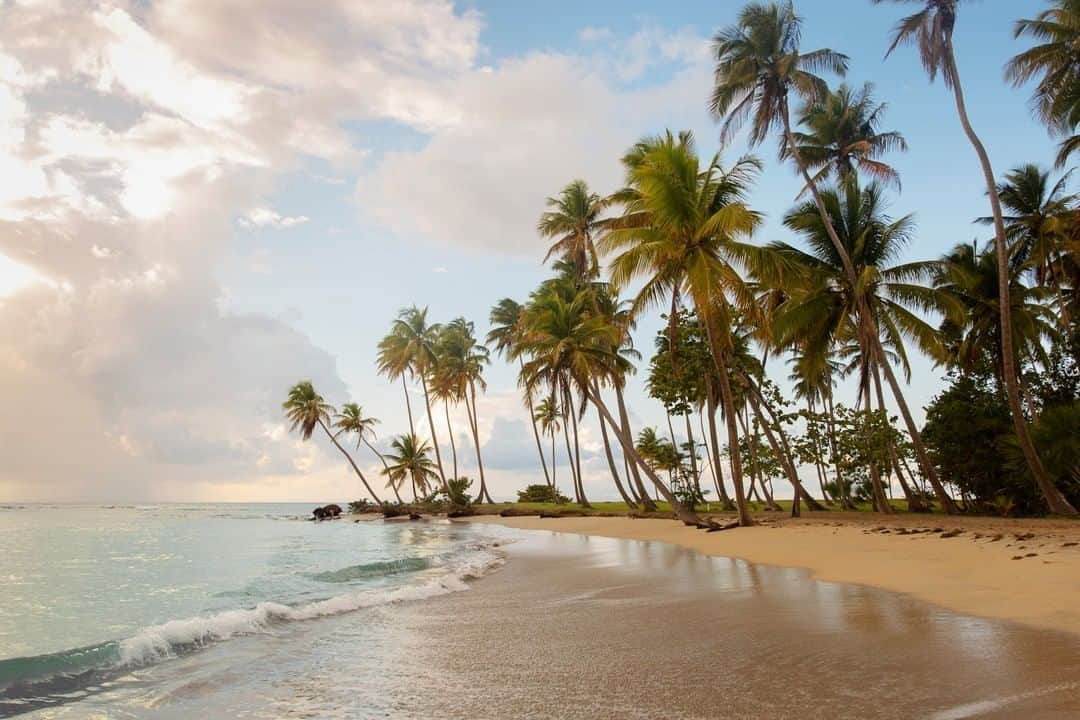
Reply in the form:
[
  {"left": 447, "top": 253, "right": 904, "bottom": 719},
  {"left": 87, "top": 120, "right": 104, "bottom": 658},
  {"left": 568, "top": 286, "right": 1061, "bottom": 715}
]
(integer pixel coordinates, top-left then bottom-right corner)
[{"left": 240, "top": 207, "right": 310, "bottom": 229}]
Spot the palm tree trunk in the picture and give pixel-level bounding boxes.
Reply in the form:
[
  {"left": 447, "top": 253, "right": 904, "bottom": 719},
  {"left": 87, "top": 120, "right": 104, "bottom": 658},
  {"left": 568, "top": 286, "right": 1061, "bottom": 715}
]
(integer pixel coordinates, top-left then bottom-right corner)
[
  {"left": 444, "top": 400, "right": 458, "bottom": 481},
  {"left": 402, "top": 376, "right": 416, "bottom": 437},
  {"left": 615, "top": 382, "right": 656, "bottom": 511},
  {"left": 521, "top": 360, "right": 552, "bottom": 487},
  {"left": 465, "top": 382, "right": 493, "bottom": 504},
  {"left": 861, "top": 381, "right": 894, "bottom": 515},
  {"left": 623, "top": 453, "right": 642, "bottom": 504},
  {"left": 318, "top": 419, "right": 382, "bottom": 505},
  {"left": 943, "top": 49, "right": 1076, "bottom": 516},
  {"left": 596, "top": 401, "right": 636, "bottom": 507},
  {"left": 806, "top": 398, "right": 833, "bottom": 505},
  {"left": 584, "top": 385, "right": 701, "bottom": 524},
  {"left": 704, "top": 378, "right": 735, "bottom": 510},
  {"left": 362, "top": 436, "right": 401, "bottom": 503},
  {"left": 551, "top": 432, "right": 559, "bottom": 502},
  {"left": 697, "top": 410, "right": 719, "bottom": 505},
  {"left": 870, "top": 359, "right": 927, "bottom": 512},
  {"left": 825, "top": 387, "right": 852, "bottom": 510},
  {"left": 418, "top": 374, "right": 447, "bottom": 490},
  {"left": 568, "top": 397, "right": 590, "bottom": 508},
  {"left": 561, "top": 404, "right": 582, "bottom": 504},
  {"left": 683, "top": 414, "right": 703, "bottom": 502},
  {"left": 781, "top": 102, "right": 958, "bottom": 514},
  {"left": 701, "top": 317, "right": 752, "bottom": 526}
]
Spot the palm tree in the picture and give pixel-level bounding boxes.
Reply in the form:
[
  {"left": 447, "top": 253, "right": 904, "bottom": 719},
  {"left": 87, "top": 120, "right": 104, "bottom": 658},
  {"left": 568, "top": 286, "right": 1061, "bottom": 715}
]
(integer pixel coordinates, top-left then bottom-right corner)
[
  {"left": 538, "top": 180, "right": 605, "bottom": 284},
  {"left": 283, "top": 381, "right": 382, "bottom": 505},
  {"left": 787, "top": 82, "right": 908, "bottom": 191},
  {"left": 875, "top": 0, "right": 1076, "bottom": 515},
  {"left": 533, "top": 396, "right": 562, "bottom": 501},
  {"left": 488, "top": 298, "right": 552, "bottom": 487},
  {"left": 770, "top": 178, "right": 960, "bottom": 512},
  {"left": 438, "top": 318, "right": 494, "bottom": 503},
  {"left": 384, "top": 306, "right": 447, "bottom": 490},
  {"left": 333, "top": 403, "right": 389, "bottom": 504},
  {"left": 710, "top": 4, "right": 955, "bottom": 512},
  {"left": 516, "top": 285, "right": 703, "bottom": 523},
  {"left": 1007, "top": 0, "right": 1080, "bottom": 168},
  {"left": 602, "top": 130, "right": 765, "bottom": 526},
  {"left": 979, "top": 164, "right": 1078, "bottom": 318},
  {"left": 383, "top": 434, "right": 440, "bottom": 500}
]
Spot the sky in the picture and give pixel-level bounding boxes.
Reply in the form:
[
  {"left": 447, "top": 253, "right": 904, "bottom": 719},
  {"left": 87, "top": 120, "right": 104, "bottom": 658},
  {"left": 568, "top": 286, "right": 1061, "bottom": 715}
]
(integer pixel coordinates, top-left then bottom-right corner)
[{"left": 0, "top": 0, "right": 1061, "bottom": 503}]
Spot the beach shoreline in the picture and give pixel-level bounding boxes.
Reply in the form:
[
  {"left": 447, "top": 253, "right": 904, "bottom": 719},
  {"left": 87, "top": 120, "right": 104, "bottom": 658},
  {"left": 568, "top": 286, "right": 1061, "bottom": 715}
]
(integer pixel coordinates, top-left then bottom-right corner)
[{"left": 459, "top": 512, "right": 1080, "bottom": 636}]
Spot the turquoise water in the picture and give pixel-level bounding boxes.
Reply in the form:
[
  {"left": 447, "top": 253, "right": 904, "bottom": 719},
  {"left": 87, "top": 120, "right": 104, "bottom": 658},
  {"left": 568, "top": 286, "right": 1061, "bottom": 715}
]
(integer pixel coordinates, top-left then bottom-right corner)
[{"left": 0, "top": 504, "right": 504, "bottom": 717}]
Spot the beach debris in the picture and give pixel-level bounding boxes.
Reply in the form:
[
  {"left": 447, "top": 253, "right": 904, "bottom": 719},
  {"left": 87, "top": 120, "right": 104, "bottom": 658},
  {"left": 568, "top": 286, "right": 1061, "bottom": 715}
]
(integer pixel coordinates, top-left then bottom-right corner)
[
  {"left": 1025, "top": 553, "right": 1038, "bottom": 558},
  {"left": 1015, "top": 532, "right": 1036, "bottom": 541},
  {"left": 1011, "top": 555, "right": 1024, "bottom": 560},
  {"left": 939, "top": 529, "right": 963, "bottom": 539},
  {"left": 1063, "top": 542, "right": 1077, "bottom": 548},
  {"left": 988, "top": 534, "right": 1004, "bottom": 542}
]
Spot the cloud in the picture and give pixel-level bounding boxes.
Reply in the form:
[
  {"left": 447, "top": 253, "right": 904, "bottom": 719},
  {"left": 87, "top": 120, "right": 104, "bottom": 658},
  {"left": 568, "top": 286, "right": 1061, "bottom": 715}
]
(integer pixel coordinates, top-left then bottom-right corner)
[
  {"left": 0, "top": 0, "right": 487, "bottom": 501},
  {"left": 355, "top": 29, "right": 714, "bottom": 256},
  {"left": 240, "top": 207, "right": 310, "bottom": 229}
]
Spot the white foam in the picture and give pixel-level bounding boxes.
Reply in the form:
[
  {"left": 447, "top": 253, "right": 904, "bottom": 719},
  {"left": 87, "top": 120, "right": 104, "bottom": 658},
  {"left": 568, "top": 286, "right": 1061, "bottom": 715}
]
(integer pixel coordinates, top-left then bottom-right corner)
[{"left": 117, "top": 548, "right": 503, "bottom": 666}]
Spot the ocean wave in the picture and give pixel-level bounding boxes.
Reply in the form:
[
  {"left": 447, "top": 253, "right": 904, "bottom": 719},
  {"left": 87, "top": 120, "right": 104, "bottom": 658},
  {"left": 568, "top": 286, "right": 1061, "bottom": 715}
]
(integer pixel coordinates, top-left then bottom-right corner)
[
  {"left": 309, "top": 557, "right": 433, "bottom": 583},
  {"left": 0, "top": 545, "right": 503, "bottom": 707}
]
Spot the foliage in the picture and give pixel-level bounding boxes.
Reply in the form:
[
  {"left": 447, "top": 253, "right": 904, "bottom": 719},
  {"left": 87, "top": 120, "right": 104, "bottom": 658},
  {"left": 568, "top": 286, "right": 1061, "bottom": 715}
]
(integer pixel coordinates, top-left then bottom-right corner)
[
  {"left": 348, "top": 500, "right": 375, "bottom": 514},
  {"left": 441, "top": 477, "right": 475, "bottom": 508},
  {"left": 516, "top": 484, "right": 571, "bottom": 504}
]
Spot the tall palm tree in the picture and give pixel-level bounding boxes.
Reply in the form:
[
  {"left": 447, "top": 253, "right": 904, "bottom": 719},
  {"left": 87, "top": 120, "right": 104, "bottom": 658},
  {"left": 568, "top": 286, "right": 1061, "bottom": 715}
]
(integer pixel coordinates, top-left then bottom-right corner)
[
  {"left": 534, "top": 396, "right": 563, "bottom": 501},
  {"left": 771, "top": 178, "right": 960, "bottom": 512},
  {"left": 538, "top": 180, "right": 606, "bottom": 284},
  {"left": 602, "top": 130, "right": 765, "bottom": 526},
  {"left": 283, "top": 381, "right": 382, "bottom": 505},
  {"left": 385, "top": 306, "right": 448, "bottom": 490},
  {"left": 711, "top": 3, "right": 955, "bottom": 512},
  {"left": 439, "top": 318, "right": 494, "bottom": 503},
  {"left": 516, "top": 288, "right": 703, "bottom": 524},
  {"left": 383, "top": 434, "right": 440, "bottom": 500},
  {"left": 787, "top": 82, "right": 908, "bottom": 191},
  {"left": 1007, "top": 0, "right": 1080, "bottom": 167},
  {"left": 333, "top": 403, "right": 388, "bottom": 504},
  {"left": 875, "top": 0, "right": 1076, "bottom": 515},
  {"left": 488, "top": 298, "right": 552, "bottom": 487}
]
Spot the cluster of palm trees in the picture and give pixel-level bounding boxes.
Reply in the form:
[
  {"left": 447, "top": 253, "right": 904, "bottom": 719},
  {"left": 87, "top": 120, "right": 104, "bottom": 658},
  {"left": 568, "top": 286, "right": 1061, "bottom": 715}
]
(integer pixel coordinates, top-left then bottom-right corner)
[{"left": 284, "top": 0, "right": 1079, "bottom": 523}]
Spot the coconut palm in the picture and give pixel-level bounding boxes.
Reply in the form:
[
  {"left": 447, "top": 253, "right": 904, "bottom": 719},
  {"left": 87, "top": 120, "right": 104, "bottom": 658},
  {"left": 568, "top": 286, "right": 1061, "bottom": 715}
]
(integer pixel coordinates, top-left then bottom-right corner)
[
  {"left": 533, "top": 396, "right": 563, "bottom": 501},
  {"left": 382, "top": 306, "right": 447, "bottom": 490},
  {"left": 283, "top": 381, "right": 382, "bottom": 505},
  {"left": 488, "top": 298, "right": 552, "bottom": 487},
  {"left": 875, "top": 0, "right": 1076, "bottom": 515},
  {"left": 538, "top": 180, "right": 606, "bottom": 284},
  {"left": 438, "top": 318, "right": 494, "bottom": 503},
  {"left": 787, "top": 82, "right": 908, "bottom": 191},
  {"left": 602, "top": 130, "right": 766, "bottom": 526},
  {"left": 1007, "top": 0, "right": 1080, "bottom": 168},
  {"left": 383, "top": 434, "right": 440, "bottom": 500},
  {"left": 516, "top": 285, "right": 703, "bottom": 523},
  {"left": 770, "top": 178, "right": 960, "bottom": 512},
  {"left": 978, "top": 164, "right": 1078, "bottom": 318},
  {"left": 333, "top": 403, "right": 389, "bottom": 504}
]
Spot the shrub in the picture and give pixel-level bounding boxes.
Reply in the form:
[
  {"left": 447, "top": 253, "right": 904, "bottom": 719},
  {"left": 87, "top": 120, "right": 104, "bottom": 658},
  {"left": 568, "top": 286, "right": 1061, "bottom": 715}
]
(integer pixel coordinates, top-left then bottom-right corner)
[
  {"left": 348, "top": 500, "right": 375, "bottom": 514},
  {"left": 442, "top": 477, "right": 474, "bottom": 508},
  {"left": 516, "top": 484, "right": 570, "bottom": 504}
]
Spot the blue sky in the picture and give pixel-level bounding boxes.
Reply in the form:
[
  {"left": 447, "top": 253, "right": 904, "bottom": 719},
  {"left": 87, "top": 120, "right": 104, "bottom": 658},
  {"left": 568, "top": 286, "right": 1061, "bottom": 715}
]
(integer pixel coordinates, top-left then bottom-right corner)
[{"left": 0, "top": 0, "right": 1060, "bottom": 501}]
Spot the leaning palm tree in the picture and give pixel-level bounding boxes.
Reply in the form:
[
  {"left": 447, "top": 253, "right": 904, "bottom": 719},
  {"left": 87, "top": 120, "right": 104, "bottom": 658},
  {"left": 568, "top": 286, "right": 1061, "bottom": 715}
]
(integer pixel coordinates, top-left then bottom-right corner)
[
  {"left": 333, "top": 403, "right": 388, "bottom": 504},
  {"left": 602, "top": 130, "right": 765, "bottom": 526},
  {"left": 533, "top": 396, "right": 563, "bottom": 501},
  {"left": 537, "top": 180, "right": 606, "bottom": 285},
  {"left": 711, "top": 3, "right": 956, "bottom": 512},
  {"left": 516, "top": 287, "right": 703, "bottom": 524},
  {"left": 383, "top": 434, "right": 440, "bottom": 501},
  {"left": 1007, "top": 0, "right": 1080, "bottom": 168},
  {"left": 385, "top": 306, "right": 447, "bottom": 490},
  {"left": 488, "top": 298, "right": 552, "bottom": 487},
  {"left": 770, "top": 178, "right": 960, "bottom": 512},
  {"left": 875, "top": 0, "right": 1076, "bottom": 515},
  {"left": 787, "top": 82, "right": 908, "bottom": 191},
  {"left": 283, "top": 381, "right": 382, "bottom": 505}
]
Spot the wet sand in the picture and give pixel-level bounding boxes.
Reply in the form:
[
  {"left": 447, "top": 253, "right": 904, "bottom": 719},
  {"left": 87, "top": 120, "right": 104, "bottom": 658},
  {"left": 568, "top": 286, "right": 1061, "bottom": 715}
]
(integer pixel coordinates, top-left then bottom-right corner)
[
  {"left": 401, "top": 528, "right": 1080, "bottom": 719},
  {"left": 463, "top": 514, "right": 1080, "bottom": 636}
]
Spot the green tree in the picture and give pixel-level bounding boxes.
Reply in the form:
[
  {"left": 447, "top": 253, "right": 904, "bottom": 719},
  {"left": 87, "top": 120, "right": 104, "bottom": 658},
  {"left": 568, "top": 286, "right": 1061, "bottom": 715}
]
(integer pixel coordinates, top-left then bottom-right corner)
[
  {"left": 874, "top": 0, "right": 1076, "bottom": 515},
  {"left": 538, "top": 179, "right": 606, "bottom": 284},
  {"left": 383, "top": 433, "right": 440, "bottom": 500},
  {"left": 333, "top": 403, "right": 389, "bottom": 504},
  {"left": 437, "top": 318, "right": 494, "bottom": 503}
]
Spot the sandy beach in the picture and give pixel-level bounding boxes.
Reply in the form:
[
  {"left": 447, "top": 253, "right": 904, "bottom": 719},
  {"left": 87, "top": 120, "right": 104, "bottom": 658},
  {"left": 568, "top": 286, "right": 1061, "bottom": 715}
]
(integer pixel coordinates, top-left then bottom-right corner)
[{"left": 462, "top": 513, "right": 1080, "bottom": 636}]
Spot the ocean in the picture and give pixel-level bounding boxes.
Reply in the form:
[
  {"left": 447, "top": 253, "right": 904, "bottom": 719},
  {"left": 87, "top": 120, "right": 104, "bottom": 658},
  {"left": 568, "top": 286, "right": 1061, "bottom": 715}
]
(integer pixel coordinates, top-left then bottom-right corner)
[{"left": 0, "top": 504, "right": 506, "bottom": 718}]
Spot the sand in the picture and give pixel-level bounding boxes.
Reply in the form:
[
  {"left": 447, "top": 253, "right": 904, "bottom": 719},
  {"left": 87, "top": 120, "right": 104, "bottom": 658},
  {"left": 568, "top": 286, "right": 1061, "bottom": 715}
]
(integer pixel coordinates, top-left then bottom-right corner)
[{"left": 462, "top": 513, "right": 1080, "bottom": 636}]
